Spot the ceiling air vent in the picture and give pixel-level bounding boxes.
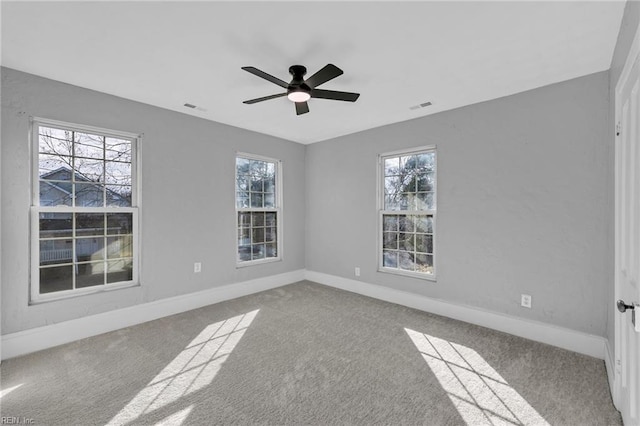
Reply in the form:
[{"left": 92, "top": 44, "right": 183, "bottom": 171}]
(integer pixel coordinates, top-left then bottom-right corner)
[
  {"left": 409, "top": 101, "right": 432, "bottom": 111},
  {"left": 184, "top": 103, "right": 197, "bottom": 109}
]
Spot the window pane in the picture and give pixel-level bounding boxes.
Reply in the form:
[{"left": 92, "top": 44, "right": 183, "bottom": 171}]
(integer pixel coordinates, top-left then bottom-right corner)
[
  {"left": 383, "top": 250, "right": 398, "bottom": 268},
  {"left": 401, "top": 155, "right": 418, "bottom": 171},
  {"left": 415, "top": 254, "right": 434, "bottom": 274},
  {"left": 107, "top": 213, "right": 133, "bottom": 235},
  {"left": 39, "top": 154, "right": 72, "bottom": 179},
  {"left": 238, "top": 228, "right": 251, "bottom": 246},
  {"left": 416, "top": 234, "right": 434, "bottom": 254},
  {"left": 106, "top": 259, "right": 133, "bottom": 283},
  {"left": 236, "top": 157, "right": 250, "bottom": 174},
  {"left": 75, "top": 157, "right": 104, "bottom": 182},
  {"left": 39, "top": 127, "right": 73, "bottom": 156},
  {"left": 250, "top": 179, "right": 263, "bottom": 192},
  {"left": 250, "top": 193, "right": 263, "bottom": 208},
  {"left": 39, "top": 239, "right": 73, "bottom": 265},
  {"left": 105, "top": 138, "right": 131, "bottom": 162},
  {"left": 40, "top": 265, "right": 73, "bottom": 293},
  {"left": 252, "top": 244, "right": 265, "bottom": 260},
  {"left": 384, "top": 176, "right": 401, "bottom": 196},
  {"left": 75, "top": 182, "right": 104, "bottom": 207},
  {"left": 252, "top": 228, "right": 265, "bottom": 243},
  {"left": 238, "top": 245, "right": 251, "bottom": 261},
  {"left": 399, "top": 233, "right": 414, "bottom": 251},
  {"left": 383, "top": 215, "right": 398, "bottom": 231},
  {"left": 250, "top": 159, "right": 266, "bottom": 176},
  {"left": 106, "top": 185, "right": 132, "bottom": 207},
  {"left": 399, "top": 251, "right": 415, "bottom": 271},
  {"left": 76, "top": 237, "right": 105, "bottom": 262},
  {"left": 266, "top": 243, "right": 277, "bottom": 258},
  {"left": 238, "top": 212, "right": 251, "bottom": 228},
  {"left": 266, "top": 162, "right": 275, "bottom": 176},
  {"left": 384, "top": 194, "right": 401, "bottom": 211},
  {"left": 264, "top": 177, "right": 275, "bottom": 193},
  {"left": 74, "top": 132, "right": 104, "bottom": 159},
  {"left": 264, "top": 193, "right": 275, "bottom": 207},
  {"left": 76, "top": 213, "right": 104, "bottom": 237},
  {"left": 384, "top": 158, "right": 400, "bottom": 176},
  {"left": 416, "top": 216, "right": 433, "bottom": 233},
  {"left": 399, "top": 215, "right": 415, "bottom": 232},
  {"left": 105, "top": 161, "right": 131, "bottom": 185},
  {"left": 236, "top": 191, "right": 249, "bottom": 208},
  {"left": 416, "top": 172, "right": 435, "bottom": 191},
  {"left": 40, "top": 213, "right": 73, "bottom": 238},
  {"left": 252, "top": 212, "right": 265, "bottom": 227},
  {"left": 107, "top": 236, "right": 133, "bottom": 259},
  {"left": 76, "top": 262, "right": 105, "bottom": 288},
  {"left": 40, "top": 180, "right": 73, "bottom": 206},
  {"left": 265, "top": 212, "right": 277, "bottom": 227},
  {"left": 417, "top": 192, "right": 435, "bottom": 210},
  {"left": 265, "top": 227, "right": 277, "bottom": 242},
  {"left": 236, "top": 174, "right": 250, "bottom": 192},
  {"left": 383, "top": 232, "right": 398, "bottom": 250}
]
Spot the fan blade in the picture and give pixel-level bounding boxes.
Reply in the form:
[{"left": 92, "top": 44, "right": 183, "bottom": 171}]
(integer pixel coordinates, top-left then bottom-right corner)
[
  {"left": 295, "top": 102, "right": 309, "bottom": 115},
  {"left": 241, "top": 66, "right": 289, "bottom": 89},
  {"left": 311, "top": 88, "right": 360, "bottom": 102},
  {"left": 243, "top": 93, "right": 287, "bottom": 104},
  {"left": 304, "top": 64, "right": 343, "bottom": 88}
]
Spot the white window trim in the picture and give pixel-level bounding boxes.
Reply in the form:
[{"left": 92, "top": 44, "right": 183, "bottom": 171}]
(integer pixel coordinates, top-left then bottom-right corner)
[
  {"left": 377, "top": 145, "right": 437, "bottom": 281},
  {"left": 30, "top": 117, "right": 142, "bottom": 303},
  {"left": 235, "top": 152, "right": 283, "bottom": 267}
]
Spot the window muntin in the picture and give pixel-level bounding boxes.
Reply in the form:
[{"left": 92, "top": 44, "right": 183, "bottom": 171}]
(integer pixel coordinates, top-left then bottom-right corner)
[
  {"left": 379, "top": 148, "right": 436, "bottom": 278},
  {"left": 236, "top": 154, "right": 281, "bottom": 265},
  {"left": 31, "top": 119, "right": 139, "bottom": 301}
]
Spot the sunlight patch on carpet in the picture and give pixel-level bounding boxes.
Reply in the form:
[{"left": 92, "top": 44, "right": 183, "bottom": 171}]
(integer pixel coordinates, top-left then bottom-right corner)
[
  {"left": 0, "top": 384, "right": 23, "bottom": 399},
  {"left": 107, "top": 310, "right": 259, "bottom": 426},
  {"left": 405, "top": 328, "right": 549, "bottom": 426},
  {"left": 154, "top": 405, "right": 194, "bottom": 426}
]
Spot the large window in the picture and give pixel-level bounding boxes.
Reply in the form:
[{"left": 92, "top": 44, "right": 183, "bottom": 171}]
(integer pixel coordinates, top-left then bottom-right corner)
[
  {"left": 235, "top": 154, "right": 281, "bottom": 265},
  {"left": 379, "top": 147, "right": 436, "bottom": 279},
  {"left": 31, "top": 118, "right": 139, "bottom": 301}
]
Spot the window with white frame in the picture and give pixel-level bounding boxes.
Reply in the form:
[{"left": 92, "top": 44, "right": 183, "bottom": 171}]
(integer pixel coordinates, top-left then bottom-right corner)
[
  {"left": 235, "top": 154, "right": 281, "bottom": 264},
  {"left": 31, "top": 118, "right": 139, "bottom": 301},
  {"left": 379, "top": 147, "right": 436, "bottom": 278}
]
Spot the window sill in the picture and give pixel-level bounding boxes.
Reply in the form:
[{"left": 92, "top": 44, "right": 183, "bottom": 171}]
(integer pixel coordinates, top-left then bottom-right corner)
[
  {"left": 29, "top": 281, "right": 140, "bottom": 305},
  {"left": 377, "top": 267, "right": 437, "bottom": 282},
  {"left": 236, "top": 257, "right": 282, "bottom": 268}
]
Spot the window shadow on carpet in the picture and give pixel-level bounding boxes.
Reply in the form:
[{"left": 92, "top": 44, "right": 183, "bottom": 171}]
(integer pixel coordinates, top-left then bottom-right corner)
[{"left": 405, "top": 327, "right": 549, "bottom": 426}]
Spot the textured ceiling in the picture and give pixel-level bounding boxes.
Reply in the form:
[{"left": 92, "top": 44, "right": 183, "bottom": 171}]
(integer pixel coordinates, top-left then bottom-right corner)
[{"left": 1, "top": 1, "right": 626, "bottom": 144}]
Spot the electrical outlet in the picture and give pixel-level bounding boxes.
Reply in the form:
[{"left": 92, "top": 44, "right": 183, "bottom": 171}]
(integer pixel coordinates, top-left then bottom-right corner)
[
  {"left": 355, "top": 267, "right": 360, "bottom": 277},
  {"left": 521, "top": 294, "right": 532, "bottom": 308},
  {"left": 194, "top": 262, "right": 202, "bottom": 273}
]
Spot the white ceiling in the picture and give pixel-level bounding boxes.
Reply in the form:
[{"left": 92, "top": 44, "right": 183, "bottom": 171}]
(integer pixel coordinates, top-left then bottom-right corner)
[{"left": 1, "top": 1, "right": 626, "bottom": 144}]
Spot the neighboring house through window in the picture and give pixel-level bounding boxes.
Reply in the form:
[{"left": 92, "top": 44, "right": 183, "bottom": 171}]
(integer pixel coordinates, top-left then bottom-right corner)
[
  {"left": 379, "top": 146, "right": 436, "bottom": 279},
  {"left": 235, "top": 154, "right": 281, "bottom": 265},
  {"left": 31, "top": 118, "right": 139, "bottom": 301}
]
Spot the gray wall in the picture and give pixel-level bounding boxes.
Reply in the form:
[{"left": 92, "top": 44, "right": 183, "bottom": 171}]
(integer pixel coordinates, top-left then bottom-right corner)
[
  {"left": 1, "top": 67, "right": 306, "bottom": 334},
  {"left": 306, "top": 71, "right": 610, "bottom": 336},
  {"left": 607, "top": 0, "right": 640, "bottom": 354}
]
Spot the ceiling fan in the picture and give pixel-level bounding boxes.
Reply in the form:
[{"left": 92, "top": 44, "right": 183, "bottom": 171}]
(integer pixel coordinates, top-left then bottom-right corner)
[{"left": 241, "top": 64, "right": 360, "bottom": 115}]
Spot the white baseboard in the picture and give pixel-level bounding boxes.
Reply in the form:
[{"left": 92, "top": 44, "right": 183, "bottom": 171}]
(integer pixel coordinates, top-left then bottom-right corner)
[
  {"left": 305, "top": 270, "right": 607, "bottom": 359},
  {"left": 1, "top": 269, "right": 608, "bottom": 362},
  {"left": 1, "top": 269, "right": 305, "bottom": 361}
]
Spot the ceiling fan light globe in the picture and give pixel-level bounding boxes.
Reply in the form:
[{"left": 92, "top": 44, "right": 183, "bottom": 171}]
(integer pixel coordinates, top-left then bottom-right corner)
[{"left": 287, "top": 91, "right": 311, "bottom": 103}]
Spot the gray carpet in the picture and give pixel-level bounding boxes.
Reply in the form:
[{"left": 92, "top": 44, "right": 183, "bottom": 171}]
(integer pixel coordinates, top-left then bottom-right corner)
[{"left": 0, "top": 281, "right": 621, "bottom": 425}]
